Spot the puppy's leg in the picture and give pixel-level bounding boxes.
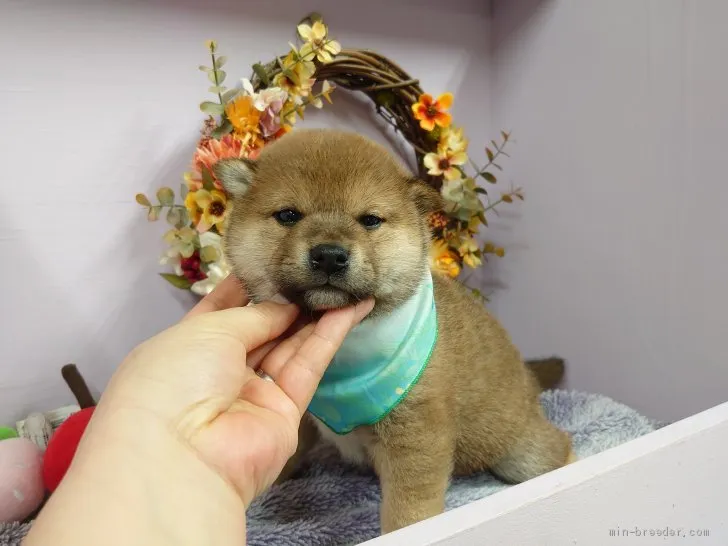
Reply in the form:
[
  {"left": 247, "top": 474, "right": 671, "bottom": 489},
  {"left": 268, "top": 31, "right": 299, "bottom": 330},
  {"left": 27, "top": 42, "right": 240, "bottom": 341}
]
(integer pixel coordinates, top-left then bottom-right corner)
[
  {"left": 274, "top": 412, "right": 319, "bottom": 485},
  {"left": 369, "top": 428, "right": 454, "bottom": 533},
  {"left": 490, "top": 407, "right": 575, "bottom": 484}
]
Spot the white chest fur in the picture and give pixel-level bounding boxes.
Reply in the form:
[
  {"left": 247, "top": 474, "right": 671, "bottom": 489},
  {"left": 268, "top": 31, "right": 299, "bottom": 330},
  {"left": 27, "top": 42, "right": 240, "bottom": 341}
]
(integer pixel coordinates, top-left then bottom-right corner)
[{"left": 312, "top": 416, "right": 371, "bottom": 468}]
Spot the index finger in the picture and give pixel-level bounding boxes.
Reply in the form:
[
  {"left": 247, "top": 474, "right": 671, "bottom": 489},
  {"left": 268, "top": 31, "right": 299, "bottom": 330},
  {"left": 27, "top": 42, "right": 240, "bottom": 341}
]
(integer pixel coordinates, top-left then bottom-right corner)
[
  {"left": 183, "top": 274, "right": 249, "bottom": 320},
  {"left": 274, "top": 298, "right": 375, "bottom": 414}
]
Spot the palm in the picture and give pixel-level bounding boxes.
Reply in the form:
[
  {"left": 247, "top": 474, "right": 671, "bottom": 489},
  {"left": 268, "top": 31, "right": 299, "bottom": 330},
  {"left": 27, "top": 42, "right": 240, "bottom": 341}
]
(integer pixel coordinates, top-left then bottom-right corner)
[{"left": 192, "top": 366, "right": 302, "bottom": 501}]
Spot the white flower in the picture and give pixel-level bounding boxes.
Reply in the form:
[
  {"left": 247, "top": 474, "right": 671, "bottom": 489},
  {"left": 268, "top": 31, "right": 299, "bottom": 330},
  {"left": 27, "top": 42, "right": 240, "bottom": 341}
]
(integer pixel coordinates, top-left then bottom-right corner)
[
  {"left": 199, "top": 231, "right": 224, "bottom": 257},
  {"left": 160, "top": 253, "right": 184, "bottom": 276},
  {"left": 191, "top": 260, "right": 231, "bottom": 296},
  {"left": 240, "top": 78, "right": 288, "bottom": 112}
]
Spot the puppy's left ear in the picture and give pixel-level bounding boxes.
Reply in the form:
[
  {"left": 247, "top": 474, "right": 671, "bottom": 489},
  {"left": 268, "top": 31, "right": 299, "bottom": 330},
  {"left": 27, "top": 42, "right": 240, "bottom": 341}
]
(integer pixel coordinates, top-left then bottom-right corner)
[
  {"left": 407, "top": 178, "right": 445, "bottom": 215},
  {"left": 213, "top": 158, "right": 257, "bottom": 199}
]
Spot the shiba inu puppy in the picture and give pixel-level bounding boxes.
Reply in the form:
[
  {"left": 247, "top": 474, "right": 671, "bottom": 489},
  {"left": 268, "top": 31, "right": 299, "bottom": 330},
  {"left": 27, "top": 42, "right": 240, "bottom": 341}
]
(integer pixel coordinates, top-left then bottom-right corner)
[{"left": 214, "top": 129, "right": 575, "bottom": 534}]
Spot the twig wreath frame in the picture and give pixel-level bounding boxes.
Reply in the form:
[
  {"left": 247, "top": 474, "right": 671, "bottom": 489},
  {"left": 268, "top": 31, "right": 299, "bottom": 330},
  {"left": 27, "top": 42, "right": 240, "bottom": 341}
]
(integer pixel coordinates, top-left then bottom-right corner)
[{"left": 135, "top": 13, "right": 522, "bottom": 297}]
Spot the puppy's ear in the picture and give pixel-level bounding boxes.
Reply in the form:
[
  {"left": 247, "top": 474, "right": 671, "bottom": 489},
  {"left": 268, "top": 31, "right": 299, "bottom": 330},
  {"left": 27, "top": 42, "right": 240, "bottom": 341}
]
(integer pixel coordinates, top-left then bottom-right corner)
[
  {"left": 213, "top": 158, "right": 257, "bottom": 199},
  {"left": 407, "top": 178, "right": 445, "bottom": 215}
]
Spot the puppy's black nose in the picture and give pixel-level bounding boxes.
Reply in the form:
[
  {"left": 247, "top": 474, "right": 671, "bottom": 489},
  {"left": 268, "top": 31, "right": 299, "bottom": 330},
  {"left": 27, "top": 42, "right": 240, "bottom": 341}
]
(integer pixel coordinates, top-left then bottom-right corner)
[{"left": 309, "top": 244, "right": 349, "bottom": 275}]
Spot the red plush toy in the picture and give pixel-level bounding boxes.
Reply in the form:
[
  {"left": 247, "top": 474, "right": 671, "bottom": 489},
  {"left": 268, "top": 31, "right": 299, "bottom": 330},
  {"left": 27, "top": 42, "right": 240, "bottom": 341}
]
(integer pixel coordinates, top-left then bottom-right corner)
[
  {"left": 42, "top": 364, "right": 97, "bottom": 493},
  {"left": 42, "top": 407, "right": 95, "bottom": 492}
]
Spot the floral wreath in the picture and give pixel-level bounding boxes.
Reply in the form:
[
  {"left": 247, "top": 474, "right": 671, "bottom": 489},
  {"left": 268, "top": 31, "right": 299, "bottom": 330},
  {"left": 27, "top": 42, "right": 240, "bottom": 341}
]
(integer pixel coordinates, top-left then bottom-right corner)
[{"left": 135, "top": 13, "right": 522, "bottom": 298}]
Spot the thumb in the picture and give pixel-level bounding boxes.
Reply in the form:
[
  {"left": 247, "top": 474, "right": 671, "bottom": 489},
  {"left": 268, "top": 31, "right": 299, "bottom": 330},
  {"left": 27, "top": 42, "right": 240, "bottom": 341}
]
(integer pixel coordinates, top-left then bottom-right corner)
[{"left": 190, "top": 301, "right": 301, "bottom": 352}]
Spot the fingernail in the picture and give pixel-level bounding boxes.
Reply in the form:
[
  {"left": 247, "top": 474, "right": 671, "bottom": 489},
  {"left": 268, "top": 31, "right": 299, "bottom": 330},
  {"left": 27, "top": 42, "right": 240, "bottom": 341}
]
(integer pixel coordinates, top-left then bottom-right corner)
[
  {"left": 270, "top": 293, "right": 291, "bottom": 304},
  {"left": 353, "top": 298, "right": 375, "bottom": 324}
]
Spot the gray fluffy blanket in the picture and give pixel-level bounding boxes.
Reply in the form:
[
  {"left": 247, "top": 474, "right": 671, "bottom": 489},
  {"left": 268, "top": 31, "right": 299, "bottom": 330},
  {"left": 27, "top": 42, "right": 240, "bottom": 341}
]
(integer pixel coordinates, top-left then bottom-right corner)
[{"left": 1, "top": 389, "right": 661, "bottom": 546}]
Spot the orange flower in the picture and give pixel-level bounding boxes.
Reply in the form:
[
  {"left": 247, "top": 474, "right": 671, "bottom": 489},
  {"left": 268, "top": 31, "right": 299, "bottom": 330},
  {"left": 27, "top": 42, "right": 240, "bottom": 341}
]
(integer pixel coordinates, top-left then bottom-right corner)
[
  {"left": 412, "top": 92, "right": 453, "bottom": 131},
  {"left": 225, "top": 95, "right": 262, "bottom": 148},
  {"left": 429, "top": 239, "right": 461, "bottom": 278},
  {"left": 427, "top": 211, "right": 450, "bottom": 232}
]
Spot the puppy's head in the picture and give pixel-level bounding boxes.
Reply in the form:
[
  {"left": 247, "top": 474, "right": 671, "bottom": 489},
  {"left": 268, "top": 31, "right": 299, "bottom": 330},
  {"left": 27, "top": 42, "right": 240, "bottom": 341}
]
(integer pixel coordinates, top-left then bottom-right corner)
[{"left": 214, "top": 129, "right": 442, "bottom": 315}]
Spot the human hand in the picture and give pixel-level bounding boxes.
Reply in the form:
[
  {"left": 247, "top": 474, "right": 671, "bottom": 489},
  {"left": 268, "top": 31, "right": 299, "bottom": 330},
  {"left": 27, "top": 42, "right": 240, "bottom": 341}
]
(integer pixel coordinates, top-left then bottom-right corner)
[{"left": 83, "top": 275, "right": 374, "bottom": 506}]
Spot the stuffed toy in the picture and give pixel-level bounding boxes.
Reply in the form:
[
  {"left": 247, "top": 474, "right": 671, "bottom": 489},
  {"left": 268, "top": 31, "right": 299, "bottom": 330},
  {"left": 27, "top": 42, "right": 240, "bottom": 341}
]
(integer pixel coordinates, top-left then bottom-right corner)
[
  {"left": 0, "top": 438, "right": 44, "bottom": 523},
  {"left": 41, "top": 364, "right": 97, "bottom": 493}
]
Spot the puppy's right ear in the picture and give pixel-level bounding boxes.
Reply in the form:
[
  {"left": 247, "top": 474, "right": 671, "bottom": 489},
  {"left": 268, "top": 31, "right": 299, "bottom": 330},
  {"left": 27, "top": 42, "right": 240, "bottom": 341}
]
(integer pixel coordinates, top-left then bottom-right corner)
[
  {"left": 407, "top": 178, "right": 445, "bottom": 215},
  {"left": 213, "top": 158, "right": 257, "bottom": 199}
]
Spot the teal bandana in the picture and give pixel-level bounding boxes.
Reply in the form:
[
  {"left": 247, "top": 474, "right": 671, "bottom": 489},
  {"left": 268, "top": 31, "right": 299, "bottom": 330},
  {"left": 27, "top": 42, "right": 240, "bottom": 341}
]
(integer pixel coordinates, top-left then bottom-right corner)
[{"left": 307, "top": 270, "right": 438, "bottom": 435}]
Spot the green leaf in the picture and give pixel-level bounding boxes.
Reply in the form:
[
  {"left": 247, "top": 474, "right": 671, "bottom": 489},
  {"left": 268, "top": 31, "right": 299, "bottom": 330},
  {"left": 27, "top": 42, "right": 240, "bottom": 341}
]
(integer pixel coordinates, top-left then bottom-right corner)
[
  {"left": 478, "top": 211, "right": 488, "bottom": 226},
  {"left": 198, "top": 65, "right": 213, "bottom": 73},
  {"left": 135, "top": 193, "right": 151, "bottom": 207},
  {"left": 212, "top": 69, "right": 226, "bottom": 84},
  {"left": 176, "top": 207, "right": 191, "bottom": 229},
  {"left": 179, "top": 183, "right": 188, "bottom": 200},
  {"left": 160, "top": 273, "right": 193, "bottom": 290},
  {"left": 482, "top": 172, "right": 497, "bottom": 184},
  {"left": 214, "top": 56, "right": 227, "bottom": 68},
  {"left": 200, "top": 101, "right": 225, "bottom": 115},
  {"left": 166, "top": 207, "right": 181, "bottom": 226},
  {"left": 200, "top": 165, "right": 216, "bottom": 190},
  {"left": 156, "top": 187, "right": 175, "bottom": 206},
  {"left": 208, "top": 85, "right": 227, "bottom": 94},
  {"left": 211, "top": 120, "right": 233, "bottom": 139},
  {"left": 252, "top": 63, "right": 271, "bottom": 87},
  {"left": 207, "top": 70, "right": 218, "bottom": 84},
  {"left": 474, "top": 187, "right": 488, "bottom": 195},
  {"left": 147, "top": 206, "right": 161, "bottom": 222}
]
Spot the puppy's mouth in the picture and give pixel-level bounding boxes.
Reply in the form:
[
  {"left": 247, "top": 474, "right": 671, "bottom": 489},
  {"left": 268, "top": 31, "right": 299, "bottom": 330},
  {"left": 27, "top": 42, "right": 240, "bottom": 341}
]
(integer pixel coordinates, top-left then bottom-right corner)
[{"left": 281, "top": 279, "right": 367, "bottom": 312}]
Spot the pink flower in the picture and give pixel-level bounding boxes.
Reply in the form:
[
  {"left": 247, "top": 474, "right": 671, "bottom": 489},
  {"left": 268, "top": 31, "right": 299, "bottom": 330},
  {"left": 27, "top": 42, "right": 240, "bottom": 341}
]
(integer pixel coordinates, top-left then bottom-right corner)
[{"left": 259, "top": 103, "right": 284, "bottom": 137}]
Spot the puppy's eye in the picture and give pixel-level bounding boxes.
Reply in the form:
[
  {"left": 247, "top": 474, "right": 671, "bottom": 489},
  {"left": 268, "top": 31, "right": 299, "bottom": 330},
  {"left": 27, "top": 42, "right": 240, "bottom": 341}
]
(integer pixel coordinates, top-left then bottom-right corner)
[
  {"left": 273, "top": 208, "right": 303, "bottom": 226},
  {"left": 359, "top": 214, "right": 384, "bottom": 230}
]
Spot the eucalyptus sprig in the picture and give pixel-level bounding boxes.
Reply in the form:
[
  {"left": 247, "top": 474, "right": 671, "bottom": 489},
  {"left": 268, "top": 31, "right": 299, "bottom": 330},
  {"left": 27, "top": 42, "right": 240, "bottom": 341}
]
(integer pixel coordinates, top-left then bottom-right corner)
[{"left": 135, "top": 185, "right": 190, "bottom": 228}]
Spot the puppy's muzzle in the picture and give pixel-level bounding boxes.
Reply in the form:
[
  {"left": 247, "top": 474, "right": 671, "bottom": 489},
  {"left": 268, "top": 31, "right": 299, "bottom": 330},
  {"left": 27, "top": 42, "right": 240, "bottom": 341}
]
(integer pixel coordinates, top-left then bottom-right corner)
[{"left": 309, "top": 244, "right": 349, "bottom": 275}]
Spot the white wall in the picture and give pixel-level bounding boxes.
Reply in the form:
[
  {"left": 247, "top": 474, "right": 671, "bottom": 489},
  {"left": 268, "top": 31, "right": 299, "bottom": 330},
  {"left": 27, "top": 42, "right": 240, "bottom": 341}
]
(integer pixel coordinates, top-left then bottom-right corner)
[
  {"left": 0, "top": 0, "right": 491, "bottom": 423},
  {"left": 484, "top": 0, "right": 728, "bottom": 422},
  {"left": 3, "top": 0, "right": 725, "bottom": 427}
]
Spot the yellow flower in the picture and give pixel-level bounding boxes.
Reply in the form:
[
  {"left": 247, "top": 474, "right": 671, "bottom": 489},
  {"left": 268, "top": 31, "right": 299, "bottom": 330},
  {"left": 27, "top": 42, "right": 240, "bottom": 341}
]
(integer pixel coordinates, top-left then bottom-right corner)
[
  {"left": 412, "top": 93, "right": 453, "bottom": 131},
  {"left": 225, "top": 95, "right": 262, "bottom": 148},
  {"left": 458, "top": 236, "right": 482, "bottom": 268},
  {"left": 185, "top": 191, "right": 202, "bottom": 227},
  {"left": 423, "top": 147, "right": 468, "bottom": 181},
  {"left": 439, "top": 126, "right": 468, "bottom": 155},
  {"left": 194, "top": 189, "right": 228, "bottom": 233},
  {"left": 297, "top": 21, "right": 341, "bottom": 63},
  {"left": 273, "top": 51, "right": 316, "bottom": 102},
  {"left": 429, "top": 239, "right": 461, "bottom": 278}
]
